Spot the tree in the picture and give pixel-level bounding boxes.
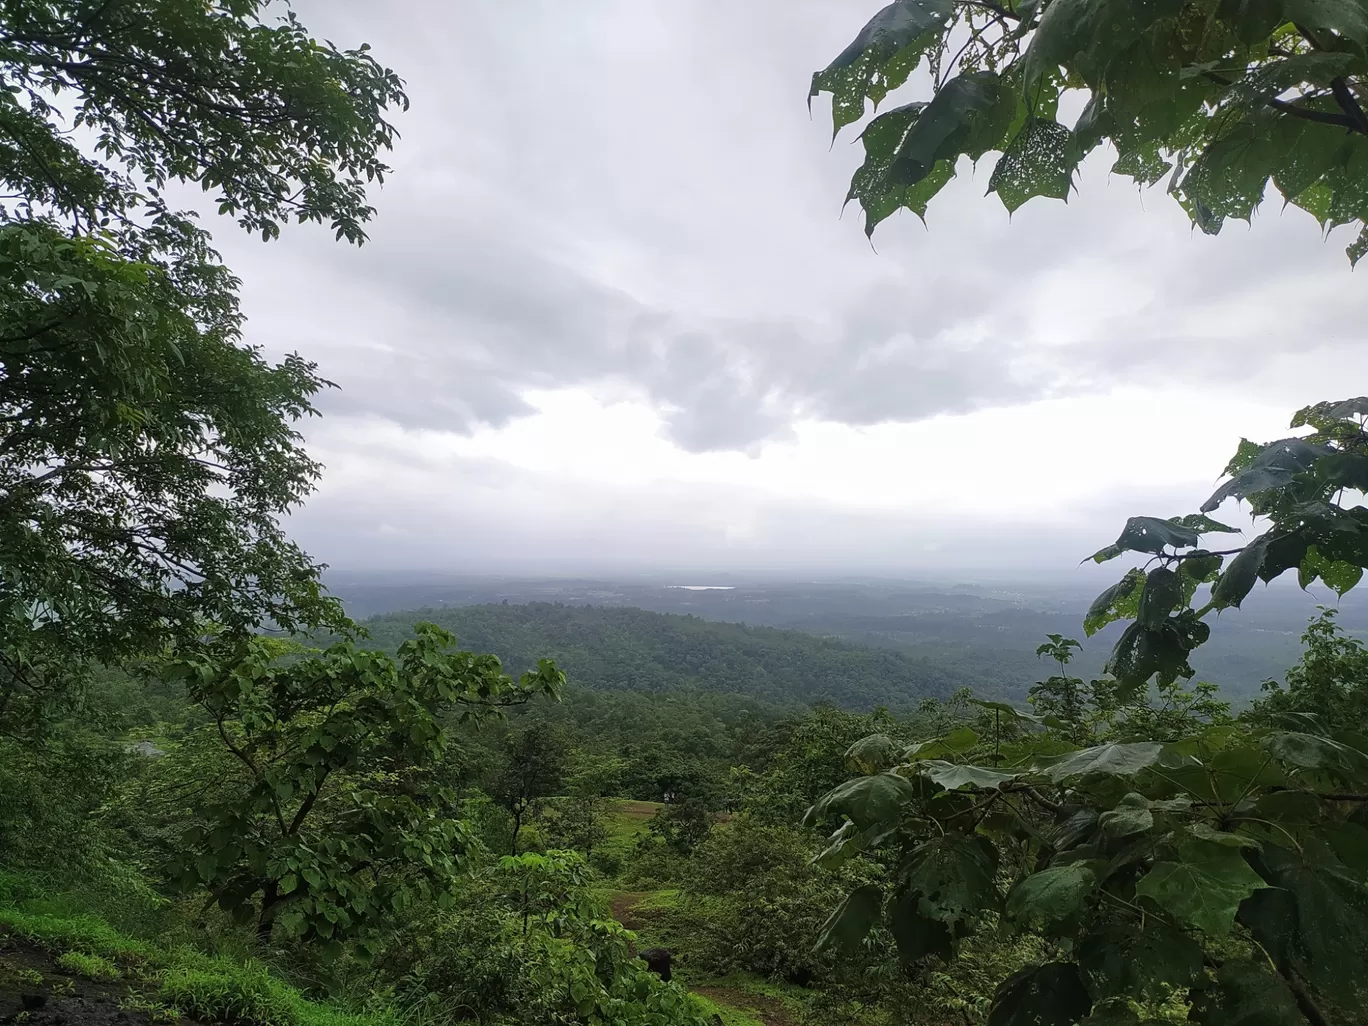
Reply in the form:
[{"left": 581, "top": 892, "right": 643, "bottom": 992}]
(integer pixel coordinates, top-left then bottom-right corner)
[
  {"left": 0, "top": 0, "right": 407, "bottom": 737},
  {"left": 490, "top": 724, "right": 569, "bottom": 855},
  {"left": 165, "top": 622, "right": 564, "bottom": 948},
  {"left": 1254, "top": 606, "right": 1368, "bottom": 727},
  {"left": 814, "top": 0, "right": 1368, "bottom": 262}
]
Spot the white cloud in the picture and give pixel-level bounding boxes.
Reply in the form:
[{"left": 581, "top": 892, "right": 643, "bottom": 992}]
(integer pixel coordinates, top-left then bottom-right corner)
[{"left": 207, "top": 0, "right": 1368, "bottom": 575}]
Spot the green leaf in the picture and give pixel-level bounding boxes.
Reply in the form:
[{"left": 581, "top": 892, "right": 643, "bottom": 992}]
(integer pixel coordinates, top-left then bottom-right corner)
[
  {"left": 989, "top": 117, "right": 1076, "bottom": 212},
  {"left": 1079, "top": 922, "right": 1204, "bottom": 1004},
  {"left": 1171, "top": 514, "right": 1240, "bottom": 534},
  {"left": 815, "top": 883, "right": 882, "bottom": 952},
  {"left": 1022, "top": 0, "right": 1185, "bottom": 88},
  {"left": 1187, "top": 958, "right": 1303, "bottom": 1026},
  {"left": 1241, "top": 845, "right": 1368, "bottom": 1008},
  {"left": 1084, "top": 569, "right": 1144, "bottom": 636},
  {"left": 1284, "top": 0, "right": 1368, "bottom": 46},
  {"left": 1135, "top": 842, "right": 1266, "bottom": 937},
  {"left": 1098, "top": 792, "right": 1154, "bottom": 839},
  {"left": 1202, "top": 438, "right": 1332, "bottom": 511},
  {"left": 1137, "top": 567, "right": 1185, "bottom": 627},
  {"left": 901, "top": 834, "right": 1001, "bottom": 925},
  {"left": 917, "top": 761, "right": 1020, "bottom": 790},
  {"left": 811, "top": 0, "right": 956, "bottom": 136},
  {"left": 886, "top": 72, "right": 1003, "bottom": 190},
  {"left": 1113, "top": 515, "right": 1200, "bottom": 555},
  {"left": 1212, "top": 534, "right": 1271, "bottom": 611},
  {"left": 845, "top": 733, "right": 902, "bottom": 774},
  {"left": 1005, "top": 864, "right": 1096, "bottom": 931},
  {"left": 887, "top": 887, "right": 954, "bottom": 963},
  {"left": 804, "top": 772, "right": 918, "bottom": 830},
  {"left": 988, "top": 962, "right": 1092, "bottom": 1026},
  {"left": 1263, "top": 730, "right": 1368, "bottom": 782},
  {"left": 1039, "top": 742, "right": 1165, "bottom": 783},
  {"left": 1298, "top": 542, "right": 1364, "bottom": 596}
]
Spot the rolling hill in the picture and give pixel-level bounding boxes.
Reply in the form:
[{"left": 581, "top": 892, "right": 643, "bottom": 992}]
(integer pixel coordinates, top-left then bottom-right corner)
[{"left": 357, "top": 602, "right": 971, "bottom": 709}]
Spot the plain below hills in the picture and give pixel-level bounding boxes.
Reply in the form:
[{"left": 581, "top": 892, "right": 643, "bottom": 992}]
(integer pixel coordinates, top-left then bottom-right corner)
[{"left": 357, "top": 602, "right": 970, "bottom": 710}]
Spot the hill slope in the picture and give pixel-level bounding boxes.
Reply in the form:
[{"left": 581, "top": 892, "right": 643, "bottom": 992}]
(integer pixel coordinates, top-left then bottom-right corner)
[{"left": 358, "top": 602, "right": 969, "bottom": 709}]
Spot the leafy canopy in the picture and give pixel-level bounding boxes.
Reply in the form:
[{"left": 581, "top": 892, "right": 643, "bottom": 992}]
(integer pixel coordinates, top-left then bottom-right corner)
[
  {"left": 164, "top": 623, "right": 565, "bottom": 949},
  {"left": 815, "top": 0, "right": 1368, "bottom": 262},
  {"left": 0, "top": 0, "right": 407, "bottom": 736}
]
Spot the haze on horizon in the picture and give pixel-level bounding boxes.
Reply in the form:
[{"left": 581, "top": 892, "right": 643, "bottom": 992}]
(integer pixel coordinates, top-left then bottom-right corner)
[{"left": 208, "top": 1, "right": 1368, "bottom": 580}]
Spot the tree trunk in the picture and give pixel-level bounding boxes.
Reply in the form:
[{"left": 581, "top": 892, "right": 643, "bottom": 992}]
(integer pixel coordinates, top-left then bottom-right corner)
[
  {"left": 256, "top": 880, "right": 279, "bottom": 944},
  {"left": 510, "top": 808, "right": 523, "bottom": 856}
]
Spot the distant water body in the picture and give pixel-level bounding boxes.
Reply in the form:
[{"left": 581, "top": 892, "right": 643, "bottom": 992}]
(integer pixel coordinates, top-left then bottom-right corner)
[{"left": 666, "top": 585, "right": 736, "bottom": 591}]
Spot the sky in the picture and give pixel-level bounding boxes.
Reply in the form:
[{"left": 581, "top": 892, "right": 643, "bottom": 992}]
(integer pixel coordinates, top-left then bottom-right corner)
[{"left": 207, "top": 1, "right": 1368, "bottom": 581}]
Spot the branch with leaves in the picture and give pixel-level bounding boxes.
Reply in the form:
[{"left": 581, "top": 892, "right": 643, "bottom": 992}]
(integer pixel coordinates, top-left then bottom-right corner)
[{"left": 814, "top": 0, "right": 1368, "bottom": 262}]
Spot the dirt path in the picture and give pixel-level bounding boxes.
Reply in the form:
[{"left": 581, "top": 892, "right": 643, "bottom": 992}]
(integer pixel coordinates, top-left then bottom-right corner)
[
  {"left": 693, "top": 985, "right": 797, "bottom": 1026},
  {"left": 609, "top": 890, "right": 655, "bottom": 933}
]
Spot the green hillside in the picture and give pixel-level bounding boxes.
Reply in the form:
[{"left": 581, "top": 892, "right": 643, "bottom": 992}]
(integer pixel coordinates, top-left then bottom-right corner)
[{"left": 357, "top": 602, "right": 970, "bottom": 708}]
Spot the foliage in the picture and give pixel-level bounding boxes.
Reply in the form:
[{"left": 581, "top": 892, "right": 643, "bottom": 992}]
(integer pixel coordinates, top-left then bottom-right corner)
[
  {"left": 647, "top": 799, "right": 715, "bottom": 856},
  {"left": 487, "top": 723, "right": 570, "bottom": 855},
  {"left": 0, "top": 0, "right": 407, "bottom": 739},
  {"left": 1255, "top": 606, "right": 1368, "bottom": 725},
  {"left": 808, "top": 700, "right": 1368, "bottom": 1024},
  {"left": 542, "top": 796, "right": 610, "bottom": 857},
  {"left": 55, "top": 950, "right": 119, "bottom": 981},
  {"left": 1079, "top": 399, "right": 1368, "bottom": 706},
  {"left": 667, "top": 818, "right": 851, "bottom": 986},
  {"left": 359, "top": 602, "right": 967, "bottom": 709},
  {"left": 816, "top": 0, "right": 1368, "bottom": 262},
  {"left": 163, "top": 623, "right": 563, "bottom": 946},
  {"left": 375, "top": 850, "right": 713, "bottom": 1026}
]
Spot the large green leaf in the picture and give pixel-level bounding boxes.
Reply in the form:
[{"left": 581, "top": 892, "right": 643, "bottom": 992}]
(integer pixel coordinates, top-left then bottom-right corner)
[
  {"left": 1211, "top": 533, "right": 1272, "bottom": 611},
  {"left": 1023, "top": 0, "right": 1186, "bottom": 88},
  {"left": 811, "top": 0, "right": 956, "bottom": 135},
  {"left": 1137, "top": 567, "right": 1185, "bottom": 627},
  {"left": 1284, "top": 0, "right": 1368, "bottom": 46},
  {"left": 1098, "top": 792, "right": 1154, "bottom": 839},
  {"left": 1005, "top": 863, "right": 1096, "bottom": 931},
  {"left": 1079, "top": 921, "right": 1204, "bottom": 1004},
  {"left": 901, "top": 834, "right": 1001, "bottom": 925},
  {"left": 1135, "top": 841, "right": 1267, "bottom": 937},
  {"left": 886, "top": 886, "right": 954, "bottom": 963},
  {"left": 1263, "top": 729, "right": 1368, "bottom": 783},
  {"left": 1242, "top": 844, "right": 1368, "bottom": 1009},
  {"left": 1187, "top": 959, "right": 1304, "bottom": 1026},
  {"left": 916, "top": 761, "right": 1020, "bottom": 791},
  {"left": 1039, "top": 742, "right": 1165, "bottom": 783},
  {"left": 1112, "top": 516, "right": 1200, "bottom": 555},
  {"left": 845, "top": 733, "right": 902, "bottom": 774},
  {"left": 1202, "top": 438, "right": 1333, "bottom": 511},
  {"left": 885, "top": 72, "right": 1003, "bottom": 191},
  {"left": 1084, "top": 569, "right": 1145, "bottom": 636},
  {"left": 989, "top": 117, "right": 1077, "bottom": 212},
  {"left": 988, "top": 961, "right": 1092, "bottom": 1026},
  {"left": 815, "top": 883, "right": 882, "bottom": 952},
  {"left": 804, "top": 772, "right": 919, "bottom": 831}
]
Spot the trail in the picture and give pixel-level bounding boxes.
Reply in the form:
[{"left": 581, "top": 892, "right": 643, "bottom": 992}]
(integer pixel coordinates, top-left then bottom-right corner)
[{"left": 608, "top": 891, "right": 798, "bottom": 1026}]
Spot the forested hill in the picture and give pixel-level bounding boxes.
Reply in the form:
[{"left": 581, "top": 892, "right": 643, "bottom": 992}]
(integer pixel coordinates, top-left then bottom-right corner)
[{"left": 358, "top": 602, "right": 970, "bottom": 709}]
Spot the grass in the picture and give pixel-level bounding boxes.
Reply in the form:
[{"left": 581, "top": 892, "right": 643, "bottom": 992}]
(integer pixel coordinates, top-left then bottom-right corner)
[
  {"left": 689, "top": 990, "right": 769, "bottom": 1026},
  {"left": 55, "top": 950, "right": 121, "bottom": 981},
  {"left": 0, "top": 903, "right": 402, "bottom": 1026}
]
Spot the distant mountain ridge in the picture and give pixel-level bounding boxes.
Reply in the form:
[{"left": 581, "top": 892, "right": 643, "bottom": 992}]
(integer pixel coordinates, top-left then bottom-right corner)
[{"left": 357, "top": 602, "right": 971, "bottom": 709}]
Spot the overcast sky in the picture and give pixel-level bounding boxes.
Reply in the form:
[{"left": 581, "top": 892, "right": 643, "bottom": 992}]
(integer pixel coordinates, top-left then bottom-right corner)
[{"left": 209, "top": 1, "right": 1368, "bottom": 581}]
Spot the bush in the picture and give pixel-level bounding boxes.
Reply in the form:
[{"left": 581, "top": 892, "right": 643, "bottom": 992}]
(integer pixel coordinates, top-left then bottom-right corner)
[{"left": 668, "top": 818, "right": 853, "bottom": 986}]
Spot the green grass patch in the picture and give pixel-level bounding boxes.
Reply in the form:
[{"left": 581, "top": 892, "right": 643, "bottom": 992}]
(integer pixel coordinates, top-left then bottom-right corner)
[
  {"left": 0, "top": 901, "right": 400, "bottom": 1026},
  {"left": 55, "top": 950, "right": 120, "bottom": 981},
  {"left": 690, "top": 990, "right": 769, "bottom": 1026}
]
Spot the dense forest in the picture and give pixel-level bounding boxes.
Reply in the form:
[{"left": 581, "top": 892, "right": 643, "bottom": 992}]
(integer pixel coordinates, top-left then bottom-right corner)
[
  {"left": 356, "top": 604, "right": 969, "bottom": 708},
  {"left": 7, "top": 4, "right": 1368, "bottom": 1026}
]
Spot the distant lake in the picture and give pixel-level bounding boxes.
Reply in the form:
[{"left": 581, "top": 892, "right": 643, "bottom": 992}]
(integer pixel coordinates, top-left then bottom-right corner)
[{"left": 666, "top": 585, "right": 736, "bottom": 591}]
